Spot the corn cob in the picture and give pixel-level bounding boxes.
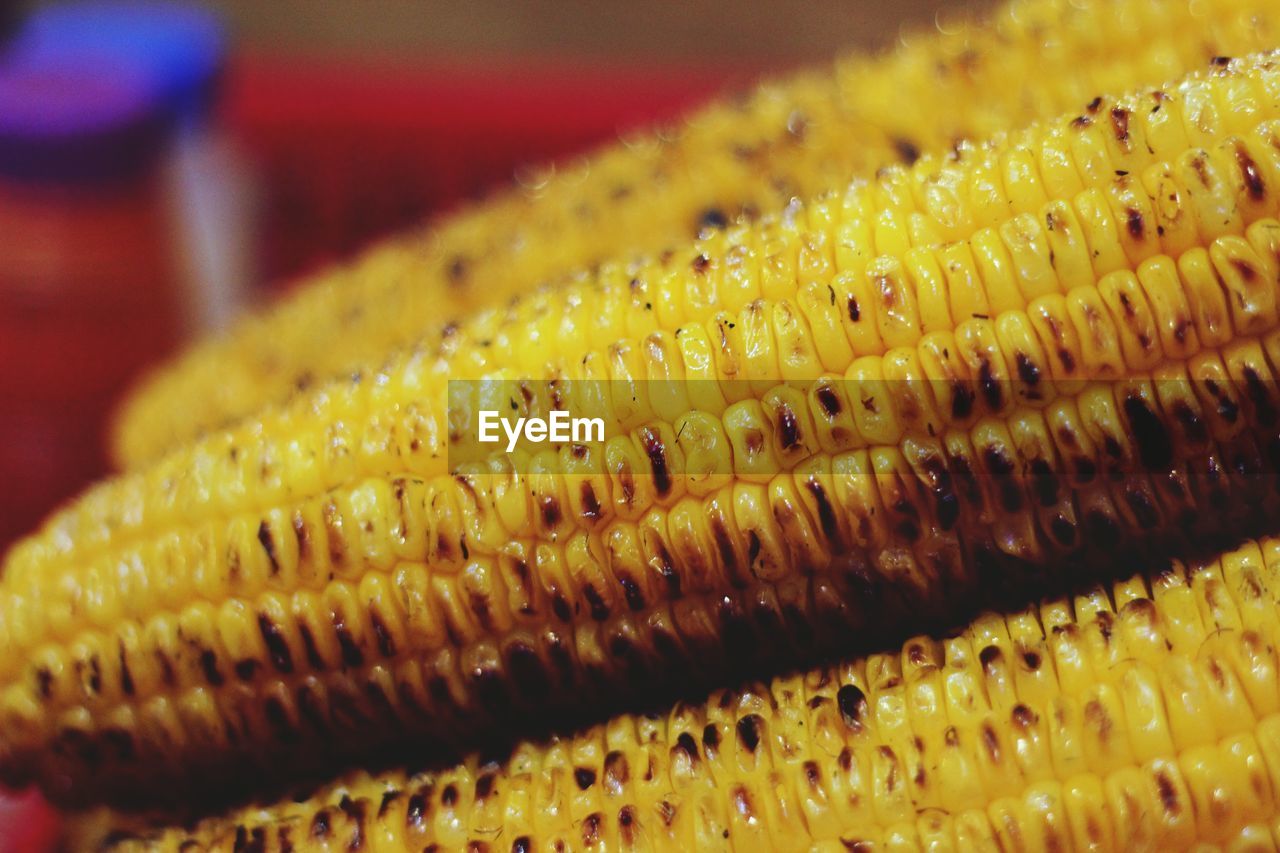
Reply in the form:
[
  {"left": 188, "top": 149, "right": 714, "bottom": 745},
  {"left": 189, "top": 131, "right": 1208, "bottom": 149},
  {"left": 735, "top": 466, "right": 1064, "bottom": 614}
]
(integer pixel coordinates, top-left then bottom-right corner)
[
  {"left": 69, "top": 536, "right": 1280, "bottom": 851},
  {"left": 11, "top": 54, "right": 1280, "bottom": 808},
  {"left": 110, "top": 0, "right": 1280, "bottom": 467}
]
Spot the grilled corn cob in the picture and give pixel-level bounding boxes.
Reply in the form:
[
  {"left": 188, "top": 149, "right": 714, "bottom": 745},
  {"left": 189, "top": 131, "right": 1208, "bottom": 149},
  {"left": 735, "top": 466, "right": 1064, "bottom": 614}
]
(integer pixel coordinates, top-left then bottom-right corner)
[
  {"left": 111, "top": 0, "right": 1280, "bottom": 467},
  {"left": 11, "top": 54, "right": 1280, "bottom": 808},
  {"left": 70, "top": 536, "right": 1280, "bottom": 850}
]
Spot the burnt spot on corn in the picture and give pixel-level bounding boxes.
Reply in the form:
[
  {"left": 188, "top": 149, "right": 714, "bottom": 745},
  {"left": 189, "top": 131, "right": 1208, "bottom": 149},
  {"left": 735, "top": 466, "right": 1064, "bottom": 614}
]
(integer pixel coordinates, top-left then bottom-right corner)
[
  {"left": 733, "top": 785, "right": 755, "bottom": 819},
  {"left": 1233, "top": 257, "right": 1259, "bottom": 284},
  {"left": 1084, "top": 698, "right": 1113, "bottom": 742},
  {"left": 604, "top": 751, "right": 629, "bottom": 793},
  {"left": 703, "top": 723, "right": 722, "bottom": 751},
  {"left": 583, "top": 809, "right": 601, "bottom": 840},
  {"left": 117, "top": 643, "right": 135, "bottom": 696},
  {"left": 234, "top": 659, "right": 259, "bottom": 682},
  {"left": 582, "top": 584, "right": 610, "bottom": 621},
  {"left": 617, "top": 574, "right": 645, "bottom": 611},
  {"left": 1237, "top": 142, "right": 1266, "bottom": 200},
  {"left": 979, "top": 645, "right": 1003, "bottom": 674},
  {"left": 893, "top": 137, "right": 921, "bottom": 165},
  {"left": 1029, "top": 458, "right": 1060, "bottom": 506},
  {"left": 541, "top": 494, "right": 562, "bottom": 529},
  {"left": 709, "top": 514, "right": 742, "bottom": 585},
  {"left": 1015, "top": 353, "right": 1040, "bottom": 387},
  {"left": 376, "top": 789, "right": 402, "bottom": 820},
  {"left": 817, "top": 384, "right": 842, "bottom": 417},
  {"left": 951, "top": 381, "right": 975, "bottom": 419},
  {"left": 573, "top": 766, "right": 597, "bottom": 791},
  {"left": 1126, "top": 208, "right": 1144, "bottom": 239},
  {"left": 737, "top": 714, "right": 763, "bottom": 752},
  {"left": 805, "top": 478, "right": 841, "bottom": 543},
  {"left": 1050, "top": 513, "right": 1077, "bottom": 546},
  {"left": 511, "top": 837, "right": 532, "bottom": 853},
  {"left": 34, "top": 667, "right": 52, "bottom": 700},
  {"left": 880, "top": 746, "right": 900, "bottom": 791},
  {"left": 981, "top": 722, "right": 1001, "bottom": 762},
  {"left": 617, "top": 804, "right": 637, "bottom": 844},
  {"left": 368, "top": 611, "right": 396, "bottom": 658},
  {"left": 698, "top": 207, "right": 729, "bottom": 233},
  {"left": 551, "top": 591, "right": 573, "bottom": 622},
  {"left": 837, "top": 684, "right": 868, "bottom": 732},
  {"left": 1156, "top": 769, "right": 1180, "bottom": 815},
  {"left": 311, "top": 810, "right": 331, "bottom": 840},
  {"left": 847, "top": 296, "right": 861, "bottom": 322},
  {"left": 506, "top": 642, "right": 551, "bottom": 699},
  {"left": 257, "top": 521, "right": 280, "bottom": 575},
  {"left": 674, "top": 731, "right": 700, "bottom": 764},
  {"left": 691, "top": 254, "right": 711, "bottom": 274},
  {"left": 640, "top": 428, "right": 672, "bottom": 496},
  {"left": 296, "top": 623, "right": 325, "bottom": 671},
  {"left": 1125, "top": 484, "right": 1160, "bottom": 529},
  {"left": 441, "top": 784, "right": 459, "bottom": 808},
  {"left": 984, "top": 446, "right": 1023, "bottom": 512},
  {"left": 579, "top": 483, "right": 602, "bottom": 521},
  {"left": 446, "top": 256, "right": 470, "bottom": 286},
  {"left": 333, "top": 617, "right": 364, "bottom": 669},
  {"left": 1173, "top": 401, "right": 1208, "bottom": 443},
  {"left": 1243, "top": 367, "right": 1277, "bottom": 425},
  {"left": 777, "top": 404, "right": 801, "bottom": 450},
  {"left": 1123, "top": 395, "right": 1173, "bottom": 469},
  {"left": 1110, "top": 107, "right": 1131, "bottom": 145},
  {"left": 200, "top": 650, "right": 224, "bottom": 687},
  {"left": 977, "top": 360, "right": 1002, "bottom": 410},
  {"left": 338, "top": 796, "right": 366, "bottom": 850}
]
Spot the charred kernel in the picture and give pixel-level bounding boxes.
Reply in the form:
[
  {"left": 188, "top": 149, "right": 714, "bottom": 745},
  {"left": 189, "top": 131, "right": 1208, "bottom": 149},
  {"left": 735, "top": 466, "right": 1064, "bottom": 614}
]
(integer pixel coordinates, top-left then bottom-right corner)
[
  {"left": 258, "top": 614, "right": 294, "bottom": 674},
  {"left": 837, "top": 684, "right": 868, "bottom": 730},
  {"left": 1015, "top": 353, "right": 1040, "bottom": 386},
  {"left": 736, "top": 714, "right": 763, "bottom": 752},
  {"left": 1110, "top": 107, "right": 1130, "bottom": 143},
  {"left": 1123, "top": 396, "right": 1173, "bottom": 469},
  {"left": 1126, "top": 208, "right": 1144, "bottom": 239},
  {"left": 1237, "top": 143, "right": 1266, "bottom": 200},
  {"left": 777, "top": 405, "right": 801, "bottom": 449},
  {"left": 893, "top": 137, "right": 921, "bottom": 165},
  {"left": 951, "top": 383, "right": 975, "bottom": 419},
  {"left": 977, "top": 361, "right": 1002, "bottom": 410},
  {"left": 698, "top": 207, "right": 729, "bottom": 232},
  {"left": 257, "top": 521, "right": 280, "bottom": 575},
  {"left": 674, "top": 732, "right": 699, "bottom": 762},
  {"left": 816, "top": 385, "right": 842, "bottom": 417},
  {"left": 311, "top": 810, "right": 331, "bottom": 840},
  {"left": 640, "top": 427, "right": 672, "bottom": 496}
]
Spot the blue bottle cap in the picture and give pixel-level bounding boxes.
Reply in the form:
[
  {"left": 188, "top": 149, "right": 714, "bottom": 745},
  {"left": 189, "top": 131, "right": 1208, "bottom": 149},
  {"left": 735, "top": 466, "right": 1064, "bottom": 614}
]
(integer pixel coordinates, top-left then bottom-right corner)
[{"left": 0, "top": 2, "right": 226, "bottom": 185}]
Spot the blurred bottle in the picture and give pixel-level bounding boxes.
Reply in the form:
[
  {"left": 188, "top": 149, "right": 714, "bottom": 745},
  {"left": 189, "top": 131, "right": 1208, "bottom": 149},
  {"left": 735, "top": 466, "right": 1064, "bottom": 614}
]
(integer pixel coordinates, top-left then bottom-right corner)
[{"left": 0, "top": 2, "right": 243, "bottom": 551}]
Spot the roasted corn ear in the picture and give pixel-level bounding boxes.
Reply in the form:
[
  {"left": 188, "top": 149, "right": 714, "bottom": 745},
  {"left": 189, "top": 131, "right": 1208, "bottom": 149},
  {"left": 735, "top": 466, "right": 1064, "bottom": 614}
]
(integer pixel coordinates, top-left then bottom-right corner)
[
  {"left": 10, "top": 54, "right": 1280, "bottom": 808},
  {"left": 71, "top": 537, "right": 1280, "bottom": 851},
  {"left": 111, "top": 0, "right": 1280, "bottom": 467}
]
